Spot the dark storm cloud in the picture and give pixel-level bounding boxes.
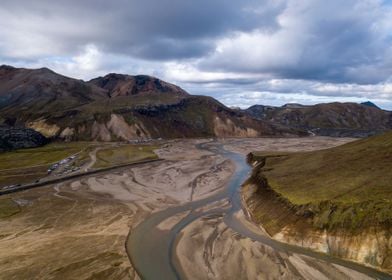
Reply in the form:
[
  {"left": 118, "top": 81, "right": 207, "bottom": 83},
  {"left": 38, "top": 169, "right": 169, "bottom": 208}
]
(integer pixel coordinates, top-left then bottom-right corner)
[
  {"left": 123, "top": 39, "right": 211, "bottom": 60},
  {"left": 200, "top": 0, "right": 392, "bottom": 84},
  {"left": 0, "top": 0, "right": 284, "bottom": 60}
]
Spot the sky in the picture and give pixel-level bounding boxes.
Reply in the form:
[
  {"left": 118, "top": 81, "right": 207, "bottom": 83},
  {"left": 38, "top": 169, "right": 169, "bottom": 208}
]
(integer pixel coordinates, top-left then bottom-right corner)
[{"left": 1, "top": 0, "right": 392, "bottom": 110}]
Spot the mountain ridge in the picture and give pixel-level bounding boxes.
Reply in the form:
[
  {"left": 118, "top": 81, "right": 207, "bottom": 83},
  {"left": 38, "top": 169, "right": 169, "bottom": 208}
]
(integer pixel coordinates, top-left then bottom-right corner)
[
  {"left": 0, "top": 66, "right": 305, "bottom": 141},
  {"left": 244, "top": 102, "right": 392, "bottom": 137}
]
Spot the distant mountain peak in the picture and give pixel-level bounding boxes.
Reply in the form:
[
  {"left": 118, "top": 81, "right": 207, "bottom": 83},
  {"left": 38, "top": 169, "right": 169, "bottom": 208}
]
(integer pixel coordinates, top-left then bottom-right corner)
[
  {"left": 0, "top": 65, "right": 16, "bottom": 74},
  {"left": 0, "top": 64, "right": 14, "bottom": 69},
  {"left": 88, "top": 73, "right": 189, "bottom": 97},
  {"left": 281, "top": 103, "right": 308, "bottom": 109},
  {"left": 360, "top": 101, "right": 380, "bottom": 109},
  {"left": 36, "top": 66, "right": 54, "bottom": 73}
]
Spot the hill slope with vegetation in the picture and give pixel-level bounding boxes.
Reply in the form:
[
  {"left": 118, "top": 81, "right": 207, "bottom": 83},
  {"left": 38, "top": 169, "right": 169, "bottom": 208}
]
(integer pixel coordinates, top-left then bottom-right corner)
[{"left": 244, "top": 131, "right": 392, "bottom": 271}]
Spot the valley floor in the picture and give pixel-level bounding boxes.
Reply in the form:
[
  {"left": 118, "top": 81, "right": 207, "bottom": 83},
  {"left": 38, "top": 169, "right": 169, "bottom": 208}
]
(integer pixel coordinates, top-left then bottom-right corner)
[{"left": 2, "top": 137, "right": 385, "bottom": 280}]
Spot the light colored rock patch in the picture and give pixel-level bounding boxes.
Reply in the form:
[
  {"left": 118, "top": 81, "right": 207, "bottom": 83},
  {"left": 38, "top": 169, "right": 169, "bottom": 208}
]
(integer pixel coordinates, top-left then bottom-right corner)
[
  {"left": 91, "top": 121, "right": 111, "bottom": 141},
  {"left": 106, "top": 114, "right": 150, "bottom": 140},
  {"left": 213, "top": 117, "right": 258, "bottom": 137},
  {"left": 59, "top": 127, "right": 75, "bottom": 140},
  {"left": 27, "top": 119, "right": 60, "bottom": 137}
]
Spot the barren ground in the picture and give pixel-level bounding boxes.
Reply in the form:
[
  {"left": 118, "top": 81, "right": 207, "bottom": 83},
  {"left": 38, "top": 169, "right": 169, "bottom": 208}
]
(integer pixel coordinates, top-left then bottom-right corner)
[
  {"left": 0, "top": 139, "right": 232, "bottom": 279},
  {"left": 0, "top": 137, "right": 365, "bottom": 280}
]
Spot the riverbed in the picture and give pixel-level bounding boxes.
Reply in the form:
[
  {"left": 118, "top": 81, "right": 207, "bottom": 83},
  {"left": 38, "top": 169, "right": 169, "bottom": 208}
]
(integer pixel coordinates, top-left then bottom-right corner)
[{"left": 127, "top": 139, "right": 390, "bottom": 280}]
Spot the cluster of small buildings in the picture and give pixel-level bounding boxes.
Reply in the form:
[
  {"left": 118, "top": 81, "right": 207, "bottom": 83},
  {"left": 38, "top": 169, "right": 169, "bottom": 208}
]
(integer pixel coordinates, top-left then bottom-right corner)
[
  {"left": 62, "top": 165, "right": 80, "bottom": 175},
  {"left": 2, "top": 155, "right": 82, "bottom": 191},
  {"left": 128, "top": 137, "right": 163, "bottom": 144},
  {"left": 47, "top": 155, "right": 77, "bottom": 174},
  {"left": 1, "top": 184, "right": 20, "bottom": 190}
]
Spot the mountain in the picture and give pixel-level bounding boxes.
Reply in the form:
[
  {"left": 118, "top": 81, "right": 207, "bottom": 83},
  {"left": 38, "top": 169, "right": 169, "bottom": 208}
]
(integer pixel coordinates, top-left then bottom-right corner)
[
  {"left": 244, "top": 131, "right": 392, "bottom": 271},
  {"left": 245, "top": 105, "right": 278, "bottom": 120},
  {"left": 244, "top": 102, "right": 392, "bottom": 137},
  {"left": 0, "top": 66, "right": 305, "bottom": 141}
]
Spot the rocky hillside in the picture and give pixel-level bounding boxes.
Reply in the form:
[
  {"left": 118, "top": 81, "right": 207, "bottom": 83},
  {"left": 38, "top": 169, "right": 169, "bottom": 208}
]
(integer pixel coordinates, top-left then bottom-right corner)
[
  {"left": 245, "top": 102, "right": 392, "bottom": 137},
  {"left": 0, "top": 126, "right": 48, "bottom": 152},
  {"left": 0, "top": 65, "right": 305, "bottom": 140},
  {"left": 88, "top": 73, "right": 189, "bottom": 98},
  {"left": 243, "top": 131, "right": 392, "bottom": 272},
  {"left": 0, "top": 65, "right": 107, "bottom": 120}
]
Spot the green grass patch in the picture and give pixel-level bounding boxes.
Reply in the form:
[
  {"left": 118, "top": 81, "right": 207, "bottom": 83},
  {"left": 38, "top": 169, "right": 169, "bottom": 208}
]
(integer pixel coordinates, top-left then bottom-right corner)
[
  {"left": 0, "top": 142, "right": 91, "bottom": 170},
  {"left": 0, "top": 142, "right": 91, "bottom": 187},
  {"left": 258, "top": 131, "right": 392, "bottom": 204},
  {"left": 250, "top": 131, "right": 392, "bottom": 230},
  {"left": 93, "top": 144, "right": 158, "bottom": 169}
]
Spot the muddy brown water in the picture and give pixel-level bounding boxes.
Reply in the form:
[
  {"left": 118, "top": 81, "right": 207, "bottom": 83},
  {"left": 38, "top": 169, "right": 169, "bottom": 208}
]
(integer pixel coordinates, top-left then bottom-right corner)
[{"left": 127, "top": 141, "right": 391, "bottom": 280}]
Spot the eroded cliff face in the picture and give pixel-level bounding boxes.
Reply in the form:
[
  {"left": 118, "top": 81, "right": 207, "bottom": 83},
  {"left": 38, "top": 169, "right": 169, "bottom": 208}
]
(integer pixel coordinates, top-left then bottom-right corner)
[
  {"left": 274, "top": 225, "right": 392, "bottom": 270},
  {"left": 23, "top": 108, "right": 300, "bottom": 141},
  {"left": 242, "top": 161, "right": 392, "bottom": 273},
  {"left": 90, "top": 114, "right": 150, "bottom": 141},
  {"left": 25, "top": 114, "right": 151, "bottom": 141},
  {"left": 213, "top": 117, "right": 259, "bottom": 137},
  {"left": 106, "top": 114, "right": 150, "bottom": 140}
]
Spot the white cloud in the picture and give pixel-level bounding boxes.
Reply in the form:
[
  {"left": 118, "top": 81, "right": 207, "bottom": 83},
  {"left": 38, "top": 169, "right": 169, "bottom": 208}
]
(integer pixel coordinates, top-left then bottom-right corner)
[
  {"left": 203, "top": 29, "right": 305, "bottom": 72},
  {"left": 30, "top": 44, "right": 105, "bottom": 80},
  {"left": 72, "top": 45, "right": 102, "bottom": 71},
  {"left": 163, "top": 61, "right": 271, "bottom": 83}
]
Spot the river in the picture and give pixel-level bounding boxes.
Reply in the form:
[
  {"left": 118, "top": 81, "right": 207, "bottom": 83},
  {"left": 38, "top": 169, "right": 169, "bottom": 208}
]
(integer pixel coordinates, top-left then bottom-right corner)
[{"left": 126, "top": 141, "right": 390, "bottom": 280}]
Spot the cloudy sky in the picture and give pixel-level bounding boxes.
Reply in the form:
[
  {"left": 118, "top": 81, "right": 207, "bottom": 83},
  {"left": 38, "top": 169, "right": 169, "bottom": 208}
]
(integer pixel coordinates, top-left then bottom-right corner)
[{"left": 1, "top": 0, "right": 392, "bottom": 109}]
